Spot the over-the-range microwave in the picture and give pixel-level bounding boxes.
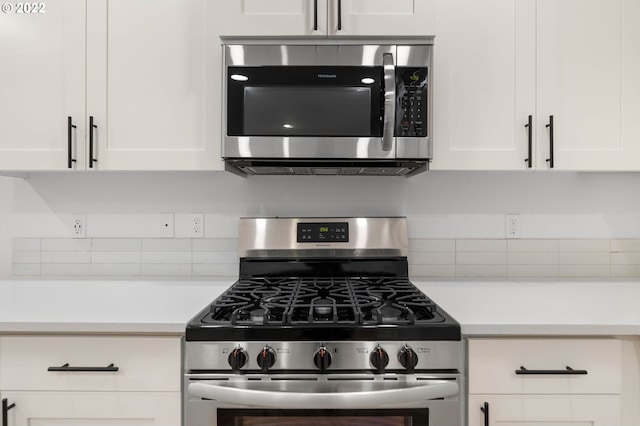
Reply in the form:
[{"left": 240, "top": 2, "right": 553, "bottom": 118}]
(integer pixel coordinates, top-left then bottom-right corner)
[{"left": 222, "top": 39, "right": 433, "bottom": 177}]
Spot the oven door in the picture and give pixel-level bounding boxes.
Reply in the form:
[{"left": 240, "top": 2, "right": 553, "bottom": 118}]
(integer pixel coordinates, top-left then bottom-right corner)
[
  {"left": 222, "top": 44, "right": 397, "bottom": 161},
  {"left": 185, "top": 373, "right": 461, "bottom": 426}
]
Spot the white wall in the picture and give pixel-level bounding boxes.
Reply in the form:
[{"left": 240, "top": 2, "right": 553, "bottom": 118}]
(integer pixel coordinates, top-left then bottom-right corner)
[{"left": 3, "top": 170, "right": 640, "bottom": 275}]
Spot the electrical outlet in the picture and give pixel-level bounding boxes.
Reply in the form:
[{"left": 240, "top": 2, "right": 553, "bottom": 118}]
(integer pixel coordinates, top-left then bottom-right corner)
[
  {"left": 71, "top": 214, "right": 86, "bottom": 238},
  {"left": 175, "top": 213, "right": 204, "bottom": 238},
  {"left": 505, "top": 214, "right": 520, "bottom": 239}
]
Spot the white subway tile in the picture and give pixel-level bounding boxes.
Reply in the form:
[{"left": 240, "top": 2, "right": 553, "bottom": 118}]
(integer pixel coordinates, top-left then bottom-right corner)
[
  {"left": 141, "top": 251, "right": 192, "bottom": 264},
  {"left": 507, "top": 252, "right": 558, "bottom": 265},
  {"left": 508, "top": 265, "right": 559, "bottom": 278},
  {"left": 559, "top": 252, "right": 610, "bottom": 265},
  {"left": 559, "top": 265, "right": 610, "bottom": 278},
  {"left": 41, "top": 251, "right": 91, "bottom": 264},
  {"left": 90, "top": 264, "right": 142, "bottom": 276},
  {"left": 456, "top": 239, "right": 507, "bottom": 252},
  {"left": 611, "top": 265, "right": 640, "bottom": 278},
  {"left": 559, "top": 239, "right": 610, "bottom": 252},
  {"left": 41, "top": 264, "right": 92, "bottom": 276},
  {"left": 409, "top": 264, "right": 455, "bottom": 278},
  {"left": 409, "top": 239, "right": 455, "bottom": 252},
  {"left": 88, "top": 214, "right": 174, "bottom": 238},
  {"left": 192, "top": 263, "right": 238, "bottom": 277},
  {"left": 456, "top": 265, "right": 507, "bottom": 278},
  {"left": 12, "top": 263, "right": 40, "bottom": 276},
  {"left": 610, "top": 252, "right": 640, "bottom": 265},
  {"left": 92, "top": 251, "right": 141, "bottom": 264},
  {"left": 91, "top": 239, "right": 141, "bottom": 251},
  {"left": 456, "top": 252, "right": 507, "bottom": 265},
  {"left": 410, "top": 252, "right": 455, "bottom": 265},
  {"left": 12, "top": 251, "right": 41, "bottom": 264},
  {"left": 192, "top": 238, "right": 238, "bottom": 252},
  {"left": 142, "top": 239, "right": 191, "bottom": 251},
  {"left": 42, "top": 239, "right": 91, "bottom": 251},
  {"left": 507, "top": 239, "right": 558, "bottom": 252},
  {"left": 141, "top": 264, "right": 191, "bottom": 276},
  {"left": 12, "top": 238, "right": 41, "bottom": 251},
  {"left": 610, "top": 239, "right": 640, "bottom": 252},
  {"left": 192, "top": 251, "right": 237, "bottom": 264}
]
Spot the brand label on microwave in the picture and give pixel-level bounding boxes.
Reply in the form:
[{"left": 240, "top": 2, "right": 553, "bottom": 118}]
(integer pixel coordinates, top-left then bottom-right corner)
[{"left": 317, "top": 74, "right": 337, "bottom": 79}]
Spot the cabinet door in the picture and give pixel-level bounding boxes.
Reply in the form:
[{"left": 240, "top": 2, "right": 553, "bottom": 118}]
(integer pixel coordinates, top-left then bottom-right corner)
[
  {"left": 2, "top": 392, "right": 180, "bottom": 426},
  {"left": 0, "top": 0, "right": 86, "bottom": 170},
  {"left": 537, "top": 0, "right": 640, "bottom": 170},
  {"left": 212, "top": 0, "right": 327, "bottom": 36},
  {"left": 430, "top": 0, "right": 536, "bottom": 170},
  {"left": 87, "top": 0, "right": 222, "bottom": 170},
  {"left": 329, "top": 0, "right": 435, "bottom": 36},
  {"left": 469, "top": 395, "right": 621, "bottom": 426}
]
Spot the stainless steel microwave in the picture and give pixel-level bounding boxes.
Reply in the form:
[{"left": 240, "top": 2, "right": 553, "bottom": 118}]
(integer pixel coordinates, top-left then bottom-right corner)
[{"left": 222, "top": 40, "right": 433, "bottom": 176}]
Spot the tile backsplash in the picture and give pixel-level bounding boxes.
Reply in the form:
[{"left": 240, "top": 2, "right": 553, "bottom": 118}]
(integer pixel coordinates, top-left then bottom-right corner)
[{"left": 12, "top": 237, "right": 640, "bottom": 279}]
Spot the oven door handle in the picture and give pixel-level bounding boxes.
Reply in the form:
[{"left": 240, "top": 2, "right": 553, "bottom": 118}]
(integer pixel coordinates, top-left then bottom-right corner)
[
  {"left": 381, "top": 51, "right": 396, "bottom": 153},
  {"left": 188, "top": 381, "right": 458, "bottom": 409}
]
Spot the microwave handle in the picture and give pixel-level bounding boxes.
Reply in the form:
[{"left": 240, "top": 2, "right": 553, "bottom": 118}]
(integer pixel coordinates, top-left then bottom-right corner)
[{"left": 382, "top": 52, "right": 396, "bottom": 152}]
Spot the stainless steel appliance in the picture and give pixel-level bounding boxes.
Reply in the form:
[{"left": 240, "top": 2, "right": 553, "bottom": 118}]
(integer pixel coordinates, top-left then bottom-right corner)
[
  {"left": 222, "top": 41, "right": 433, "bottom": 176},
  {"left": 184, "top": 217, "right": 463, "bottom": 425}
]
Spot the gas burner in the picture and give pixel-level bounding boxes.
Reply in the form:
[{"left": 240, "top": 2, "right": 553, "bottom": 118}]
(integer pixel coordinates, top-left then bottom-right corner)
[{"left": 199, "top": 276, "right": 444, "bottom": 327}]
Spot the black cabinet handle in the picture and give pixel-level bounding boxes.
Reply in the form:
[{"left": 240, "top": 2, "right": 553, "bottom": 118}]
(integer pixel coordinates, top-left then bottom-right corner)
[
  {"left": 48, "top": 363, "right": 119, "bottom": 372},
  {"left": 2, "top": 398, "right": 16, "bottom": 426},
  {"left": 480, "top": 401, "right": 489, "bottom": 426},
  {"left": 337, "top": 0, "right": 342, "bottom": 30},
  {"left": 545, "top": 115, "right": 554, "bottom": 168},
  {"left": 313, "top": 0, "right": 318, "bottom": 30},
  {"left": 89, "top": 116, "right": 98, "bottom": 168},
  {"left": 67, "top": 116, "right": 77, "bottom": 169},
  {"left": 524, "top": 115, "right": 532, "bottom": 168},
  {"left": 515, "top": 365, "right": 587, "bottom": 375}
]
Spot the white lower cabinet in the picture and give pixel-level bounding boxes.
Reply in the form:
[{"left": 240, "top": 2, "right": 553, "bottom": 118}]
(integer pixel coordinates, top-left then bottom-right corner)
[
  {"left": 0, "top": 336, "right": 181, "bottom": 426},
  {"left": 469, "top": 395, "right": 621, "bottom": 426},
  {"left": 2, "top": 391, "right": 180, "bottom": 426},
  {"left": 468, "top": 338, "right": 622, "bottom": 426}
]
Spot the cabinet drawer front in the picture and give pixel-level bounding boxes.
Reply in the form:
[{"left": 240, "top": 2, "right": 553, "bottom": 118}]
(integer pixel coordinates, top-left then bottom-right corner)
[
  {"left": 468, "top": 338, "right": 621, "bottom": 394},
  {"left": 0, "top": 336, "right": 180, "bottom": 391}
]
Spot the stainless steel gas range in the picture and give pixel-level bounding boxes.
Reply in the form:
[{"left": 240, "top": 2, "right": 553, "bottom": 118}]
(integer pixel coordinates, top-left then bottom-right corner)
[{"left": 184, "top": 217, "right": 463, "bottom": 426}]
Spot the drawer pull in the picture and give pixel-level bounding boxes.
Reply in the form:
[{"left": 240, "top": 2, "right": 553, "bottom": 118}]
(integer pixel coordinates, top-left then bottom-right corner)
[
  {"left": 47, "top": 363, "right": 119, "bottom": 372},
  {"left": 515, "top": 365, "right": 588, "bottom": 375}
]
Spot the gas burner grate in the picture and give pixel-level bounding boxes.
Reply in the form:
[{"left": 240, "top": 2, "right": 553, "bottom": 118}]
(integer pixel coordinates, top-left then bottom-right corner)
[{"left": 199, "top": 276, "right": 444, "bottom": 327}]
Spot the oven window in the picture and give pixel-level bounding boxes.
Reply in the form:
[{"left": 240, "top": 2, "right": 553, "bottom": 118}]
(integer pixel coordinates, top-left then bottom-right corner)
[
  {"left": 242, "top": 87, "right": 371, "bottom": 137},
  {"left": 218, "top": 409, "right": 427, "bottom": 426}
]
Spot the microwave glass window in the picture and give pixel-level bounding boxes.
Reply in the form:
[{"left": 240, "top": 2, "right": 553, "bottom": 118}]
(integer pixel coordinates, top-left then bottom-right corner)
[
  {"left": 235, "top": 416, "right": 405, "bottom": 426},
  {"left": 243, "top": 87, "right": 372, "bottom": 137},
  {"left": 218, "top": 409, "right": 428, "bottom": 426}
]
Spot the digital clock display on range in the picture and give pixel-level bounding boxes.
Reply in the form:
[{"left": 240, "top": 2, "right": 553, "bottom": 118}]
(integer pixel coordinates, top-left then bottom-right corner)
[{"left": 297, "top": 222, "right": 349, "bottom": 242}]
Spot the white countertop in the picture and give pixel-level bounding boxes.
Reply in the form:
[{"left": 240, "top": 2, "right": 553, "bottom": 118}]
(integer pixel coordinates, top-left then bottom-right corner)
[{"left": 1, "top": 278, "right": 639, "bottom": 336}]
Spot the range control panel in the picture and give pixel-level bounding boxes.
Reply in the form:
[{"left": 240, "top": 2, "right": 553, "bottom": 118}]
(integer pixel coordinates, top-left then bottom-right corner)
[
  {"left": 395, "top": 67, "right": 428, "bottom": 137},
  {"left": 297, "top": 222, "right": 349, "bottom": 242}
]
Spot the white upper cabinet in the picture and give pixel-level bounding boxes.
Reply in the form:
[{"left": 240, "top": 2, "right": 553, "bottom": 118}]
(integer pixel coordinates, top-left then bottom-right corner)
[
  {"left": 0, "top": 0, "right": 222, "bottom": 171},
  {"left": 214, "top": 0, "right": 435, "bottom": 37},
  {"left": 87, "top": 0, "right": 221, "bottom": 170},
  {"left": 431, "top": 0, "right": 536, "bottom": 170},
  {"left": 0, "top": 0, "right": 86, "bottom": 170},
  {"left": 536, "top": 0, "right": 640, "bottom": 170},
  {"left": 433, "top": 0, "right": 640, "bottom": 171}
]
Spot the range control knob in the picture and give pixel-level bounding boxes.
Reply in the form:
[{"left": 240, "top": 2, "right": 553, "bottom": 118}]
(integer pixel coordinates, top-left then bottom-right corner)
[
  {"left": 398, "top": 345, "right": 419, "bottom": 373},
  {"left": 369, "top": 345, "right": 390, "bottom": 373},
  {"left": 256, "top": 345, "right": 277, "bottom": 371},
  {"left": 228, "top": 347, "right": 248, "bottom": 370},
  {"left": 313, "top": 346, "right": 332, "bottom": 372}
]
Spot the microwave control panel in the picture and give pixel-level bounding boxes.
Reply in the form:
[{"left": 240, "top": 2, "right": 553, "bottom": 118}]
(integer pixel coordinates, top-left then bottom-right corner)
[{"left": 395, "top": 67, "right": 428, "bottom": 137}]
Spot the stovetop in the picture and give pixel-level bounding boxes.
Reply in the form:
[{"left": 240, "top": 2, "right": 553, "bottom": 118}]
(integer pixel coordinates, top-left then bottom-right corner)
[{"left": 186, "top": 276, "right": 460, "bottom": 342}]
